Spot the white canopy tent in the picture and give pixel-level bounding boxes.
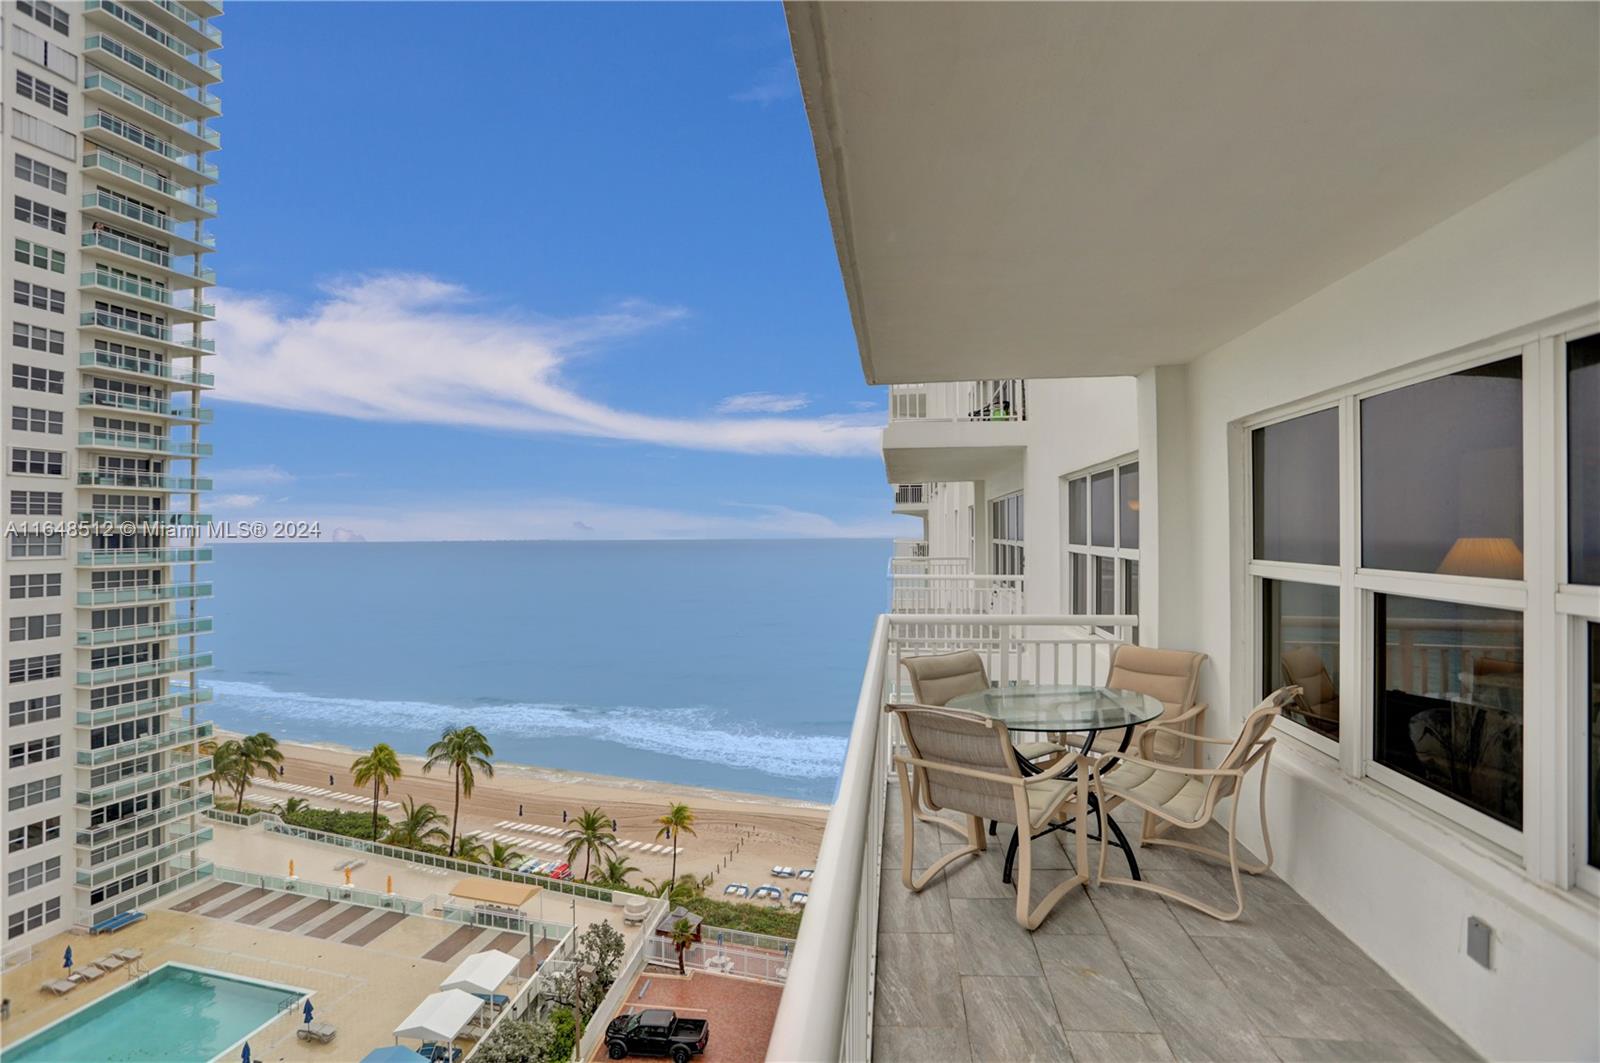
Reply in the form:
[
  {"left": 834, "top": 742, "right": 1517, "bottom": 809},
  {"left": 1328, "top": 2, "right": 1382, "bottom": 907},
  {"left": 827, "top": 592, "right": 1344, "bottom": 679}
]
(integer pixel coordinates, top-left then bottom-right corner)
[
  {"left": 393, "top": 989, "right": 484, "bottom": 1046},
  {"left": 440, "top": 949, "right": 519, "bottom": 996}
]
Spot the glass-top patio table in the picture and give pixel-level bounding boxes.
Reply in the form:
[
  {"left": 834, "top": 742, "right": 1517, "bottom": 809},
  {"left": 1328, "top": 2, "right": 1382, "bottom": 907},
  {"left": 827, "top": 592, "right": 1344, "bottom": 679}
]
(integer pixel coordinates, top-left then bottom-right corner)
[{"left": 945, "top": 683, "right": 1165, "bottom": 884}]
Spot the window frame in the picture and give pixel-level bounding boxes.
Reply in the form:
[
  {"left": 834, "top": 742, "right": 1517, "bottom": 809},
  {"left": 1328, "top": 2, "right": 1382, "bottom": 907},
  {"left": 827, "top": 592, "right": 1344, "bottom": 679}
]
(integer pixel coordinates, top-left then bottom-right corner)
[
  {"left": 1062, "top": 455, "right": 1141, "bottom": 630},
  {"left": 1238, "top": 312, "right": 1600, "bottom": 889}
]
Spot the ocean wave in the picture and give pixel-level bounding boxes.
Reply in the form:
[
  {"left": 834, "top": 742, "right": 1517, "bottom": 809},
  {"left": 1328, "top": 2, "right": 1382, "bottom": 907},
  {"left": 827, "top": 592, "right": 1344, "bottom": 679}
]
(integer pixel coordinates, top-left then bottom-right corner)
[{"left": 206, "top": 679, "right": 848, "bottom": 781}]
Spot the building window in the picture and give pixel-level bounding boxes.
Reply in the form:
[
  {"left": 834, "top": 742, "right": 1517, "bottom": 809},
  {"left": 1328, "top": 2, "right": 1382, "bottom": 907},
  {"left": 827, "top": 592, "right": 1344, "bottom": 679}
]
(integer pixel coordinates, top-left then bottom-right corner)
[
  {"left": 16, "top": 0, "right": 70, "bottom": 34},
  {"left": 12, "top": 364, "right": 64, "bottom": 393},
  {"left": 1374, "top": 595, "right": 1523, "bottom": 829},
  {"left": 1262, "top": 580, "right": 1340, "bottom": 738},
  {"left": 15, "top": 70, "right": 69, "bottom": 114},
  {"left": 10, "top": 490, "right": 63, "bottom": 515},
  {"left": 1253, "top": 408, "right": 1339, "bottom": 566},
  {"left": 7, "top": 815, "right": 61, "bottom": 853},
  {"left": 12, "top": 323, "right": 65, "bottom": 355},
  {"left": 8, "top": 735, "right": 62, "bottom": 767},
  {"left": 8, "top": 534, "right": 64, "bottom": 559},
  {"left": 6, "top": 856, "right": 62, "bottom": 896},
  {"left": 1570, "top": 335, "right": 1599, "bottom": 585},
  {"left": 13, "top": 238, "right": 65, "bottom": 273},
  {"left": 11, "top": 406, "right": 64, "bottom": 434},
  {"left": 9, "top": 448, "right": 64, "bottom": 476},
  {"left": 7, "top": 774, "right": 62, "bottom": 811},
  {"left": 1065, "top": 458, "right": 1139, "bottom": 633},
  {"left": 6, "top": 654, "right": 61, "bottom": 684},
  {"left": 13, "top": 281, "right": 64, "bottom": 314},
  {"left": 8, "top": 613, "right": 61, "bottom": 642},
  {"left": 7, "top": 694, "right": 61, "bottom": 726},
  {"left": 13, "top": 196, "right": 66, "bottom": 233},
  {"left": 990, "top": 492, "right": 1024, "bottom": 576},
  {"left": 13, "top": 156, "right": 67, "bottom": 195},
  {"left": 1362, "top": 357, "right": 1524, "bottom": 577},
  {"left": 6, "top": 897, "right": 61, "bottom": 940}
]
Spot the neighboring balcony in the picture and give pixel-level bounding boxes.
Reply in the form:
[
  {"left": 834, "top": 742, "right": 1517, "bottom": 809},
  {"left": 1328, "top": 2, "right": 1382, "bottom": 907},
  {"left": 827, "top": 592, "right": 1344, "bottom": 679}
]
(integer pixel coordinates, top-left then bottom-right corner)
[
  {"left": 75, "top": 755, "right": 211, "bottom": 809},
  {"left": 75, "top": 651, "right": 214, "bottom": 687},
  {"left": 74, "top": 791, "right": 213, "bottom": 851},
  {"left": 77, "top": 546, "right": 214, "bottom": 568},
  {"left": 74, "top": 686, "right": 213, "bottom": 731},
  {"left": 123, "top": 0, "right": 223, "bottom": 61},
  {"left": 80, "top": 387, "right": 215, "bottom": 422},
  {"left": 82, "top": 35, "right": 221, "bottom": 123},
  {"left": 77, "top": 615, "right": 213, "bottom": 647},
  {"left": 81, "top": 75, "right": 220, "bottom": 164},
  {"left": 77, "top": 470, "right": 213, "bottom": 491},
  {"left": 75, "top": 825, "right": 213, "bottom": 889},
  {"left": 76, "top": 580, "right": 213, "bottom": 607},
  {"left": 892, "top": 482, "right": 929, "bottom": 515},
  {"left": 892, "top": 538, "right": 929, "bottom": 559},
  {"left": 81, "top": 189, "right": 214, "bottom": 255},
  {"left": 78, "top": 430, "right": 213, "bottom": 458},
  {"left": 883, "top": 381, "right": 1028, "bottom": 484},
  {"left": 888, "top": 572, "right": 1022, "bottom": 614},
  {"left": 83, "top": 0, "right": 222, "bottom": 86},
  {"left": 80, "top": 271, "right": 216, "bottom": 323},
  {"left": 76, "top": 721, "right": 214, "bottom": 768},
  {"left": 82, "top": 230, "right": 217, "bottom": 287},
  {"left": 81, "top": 349, "right": 215, "bottom": 389}
]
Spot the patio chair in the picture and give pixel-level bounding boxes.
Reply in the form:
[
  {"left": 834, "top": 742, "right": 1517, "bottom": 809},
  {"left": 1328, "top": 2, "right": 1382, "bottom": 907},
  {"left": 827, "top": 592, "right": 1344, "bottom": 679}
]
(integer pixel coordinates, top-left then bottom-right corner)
[
  {"left": 1091, "top": 685, "right": 1299, "bottom": 921},
  {"left": 111, "top": 948, "right": 143, "bottom": 962},
  {"left": 899, "top": 652, "right": 1067, "bottom": 834},
  {"left": 39, "top": 979, "right": 77, "bottom": 996},
  {"left": 888, "top": 702, "right": 1096, "bottom": 929},
  {"left": 95, "top": 954, "right": 125, "bottom": 971},
  {"left": 1091, "top": 645, "right": 1208, "bottom": 765},
  {"left": 68, "top": 964, "right": 104, "bottom": 983},
  {"left": 296, "top": 1021, "right": 337, "bottom": 1043}
]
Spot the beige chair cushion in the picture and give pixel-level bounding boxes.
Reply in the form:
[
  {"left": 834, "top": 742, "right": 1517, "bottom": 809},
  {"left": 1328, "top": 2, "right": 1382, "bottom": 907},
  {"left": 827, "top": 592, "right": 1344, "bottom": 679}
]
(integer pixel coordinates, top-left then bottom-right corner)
[
  {"left": 901, "top": 651, "right": 989, "bottom": 707},
  {"left": 1014, "top": 739, "right": 1066, "bottom": 760},
  {"left": 893, "top": 703, "right": 1022, "bottom": 826},
  {"left": 1094, "top": 644, "right": 1207, "bottom": 761},
  {"left": 1101, "top": 761, "right": 1210, "bottom": 824},
  {"left": 1024, "top": 777, "right": 1079, "bottom": 828}
]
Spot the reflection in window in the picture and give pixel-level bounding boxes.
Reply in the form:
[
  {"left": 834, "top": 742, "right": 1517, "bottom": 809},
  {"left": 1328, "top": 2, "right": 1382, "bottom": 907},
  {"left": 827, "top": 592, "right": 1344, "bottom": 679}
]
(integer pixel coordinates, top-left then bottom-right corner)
[
  {"left": 1253, "top": 409, "right": 1339, "bottom": 565},
  {"left": 1119, "top": 463, "right": 1140, "bottom": 549},
  {"left": 1569, "top": 335, "right": 1599, "bottom": 585},
  {"left": 1123, "top": 560, "right": 1139, "bottom": 644},
  {"left": 1373, "top": 594, "right": 1523, "bottom": 828},
  {"left": 1362, "top": 358, "right": 1523, "bottom": 577},
  {"left": 1067, "top": 478, "right": 1086, "bottom": 546},
  {"left": 1091, "top": 471, "right": 1114, "bottom": 547},
  {"left": 1262, "top": 580, "right": 1339, "bottom": 739},
  {"left": 1589, "top": 623, "right": 1598, "bottom": 870},
  {"left": 1070, "top": 554, "right": 1087, "bottom": 613},
  {"left": 1095, "top": 556, "right": 1114, "bottom": 613}
]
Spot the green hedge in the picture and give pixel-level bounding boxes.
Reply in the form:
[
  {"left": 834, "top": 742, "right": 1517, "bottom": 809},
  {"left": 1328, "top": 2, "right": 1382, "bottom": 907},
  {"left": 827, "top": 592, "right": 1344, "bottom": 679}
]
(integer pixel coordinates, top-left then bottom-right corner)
[
  {"left": 680, "top": 897, "right": 802, "bottom": 938},
  {"left": 281, "top": 806, "right": 391, "bottom": 841}
]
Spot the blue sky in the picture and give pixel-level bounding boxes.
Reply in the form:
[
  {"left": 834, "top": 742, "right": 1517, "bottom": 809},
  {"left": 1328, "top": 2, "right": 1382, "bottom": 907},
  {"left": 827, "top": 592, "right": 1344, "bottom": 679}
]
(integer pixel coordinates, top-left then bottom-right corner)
[{"left": 205, "top": 2, "right": 908, "bottom": 541}]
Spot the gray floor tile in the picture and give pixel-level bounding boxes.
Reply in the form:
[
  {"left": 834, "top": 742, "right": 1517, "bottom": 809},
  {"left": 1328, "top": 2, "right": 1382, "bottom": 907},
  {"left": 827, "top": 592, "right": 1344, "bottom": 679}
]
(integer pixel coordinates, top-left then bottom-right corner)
[
  {"left": 949, "top": 898, "right": 1044, "bottom": 976},
  {"left": 961, "top": 975, "right": 1074, "bottom": 1063},
  {"left": 1091, "top": 890, "right": 1216, "bottom": 983},
  {"left": 1265, "top": 1037, "right": 1459, "bottom": 1062},
  {"left": 1035, "top": 933, "right": 1159, "bottom": 1033},
  {"left": 1069, "top": 1031, "right": 1178, "bottom": 1062},
  {"left": 1032, "top": 882, "right": 1107, "bottom": 936},
  {"left": 875, "top": 932, "right": 967, "bottom": 1030},
  {"left": 1137, "top": 977, "right": 1278, "bottom": 1062},
  {"left": 879, "top": 863, "right": 956, "bottom": 933},
  {"left": 944, "top": 845, "right": 1022, "bottom": 900},
  {"left": 873, "top": 1024, "right": 973, "bottom": 1063}
]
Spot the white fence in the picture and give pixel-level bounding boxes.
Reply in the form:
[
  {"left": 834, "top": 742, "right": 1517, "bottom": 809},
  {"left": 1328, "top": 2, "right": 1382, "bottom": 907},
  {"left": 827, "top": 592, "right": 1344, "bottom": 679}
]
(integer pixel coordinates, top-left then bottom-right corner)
[
  {"left": 765, "top": 614, "right": 1135, "bottom": 1062},
  {"left": 887, "top": 555, "right": 970, "bottom": 578},
  {"left": 887, "top": 379, "right": 1027, "bottom": 422},
  {"left": 889, "top": 573, "right": 1024, "bottom": 616},
  {"left": 645, "top": 934, "right": 791, "bottom": 983},
  {"left": 891, "top": 538, "right": 929, "bottom": 558}
]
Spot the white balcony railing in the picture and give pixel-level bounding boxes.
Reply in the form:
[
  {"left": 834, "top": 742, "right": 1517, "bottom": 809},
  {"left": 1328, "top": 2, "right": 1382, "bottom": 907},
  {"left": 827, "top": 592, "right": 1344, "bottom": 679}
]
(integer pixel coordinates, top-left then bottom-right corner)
[
  {"left": 889, "top": 572, "right": 1023, "bottom": 615},
  {"left": 887, "top": 380, "right": 1028, "bottom": 422},
  {"left": 891, "top": 538, "right": 928, "bottom": 559},
  {"left": 887, "top": 555, "right": 972, "bottom": 578},
  {"left": 767, "top": 613, "right": 1135, "bottom": 1061}
]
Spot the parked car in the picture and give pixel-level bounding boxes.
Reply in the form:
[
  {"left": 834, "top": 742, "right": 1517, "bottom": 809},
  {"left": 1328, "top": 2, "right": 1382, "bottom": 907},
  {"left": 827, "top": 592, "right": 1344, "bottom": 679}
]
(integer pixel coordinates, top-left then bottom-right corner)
[
  {"left": 550, "top": 863, "right": 572, "bottom": 880},
  {"left": 604, "top": 1008, "right": 709, "bottom": 1063}
]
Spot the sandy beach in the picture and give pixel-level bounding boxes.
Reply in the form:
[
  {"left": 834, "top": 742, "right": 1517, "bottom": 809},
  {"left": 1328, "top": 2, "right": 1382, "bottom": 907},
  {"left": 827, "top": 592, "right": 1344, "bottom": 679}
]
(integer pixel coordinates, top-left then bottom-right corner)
[{"left": 220, "top": 732, "right": 831, "bottom": 894}]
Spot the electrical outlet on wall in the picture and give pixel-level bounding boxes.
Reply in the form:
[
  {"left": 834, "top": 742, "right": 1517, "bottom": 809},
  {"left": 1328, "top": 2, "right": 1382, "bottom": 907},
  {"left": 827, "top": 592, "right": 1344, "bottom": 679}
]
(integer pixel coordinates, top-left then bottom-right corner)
[{"left": 1466, "top": 915, "right": 1493, "bottom": 969}]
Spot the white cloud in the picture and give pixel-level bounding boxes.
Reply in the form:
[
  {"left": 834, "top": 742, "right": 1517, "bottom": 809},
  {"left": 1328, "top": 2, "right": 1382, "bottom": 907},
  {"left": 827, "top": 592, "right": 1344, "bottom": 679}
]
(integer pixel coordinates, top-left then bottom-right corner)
[
  {"left": 209, "top": 464, "right": 294, "bottom": 487},
  {"left": 204, "top": 496, "right": 906, "bottom": 543},
  {"left": 209, "top": 275, "right": 880, "bottom": 458},
  {"left": 733, "top": 62, "right": 799, "bottom": 105},
  {"left": 214, "top": 493, "right": 263, "bottom": 508},
  {"left": 716, "top": 391, "right": 810, "bottom": 414}
]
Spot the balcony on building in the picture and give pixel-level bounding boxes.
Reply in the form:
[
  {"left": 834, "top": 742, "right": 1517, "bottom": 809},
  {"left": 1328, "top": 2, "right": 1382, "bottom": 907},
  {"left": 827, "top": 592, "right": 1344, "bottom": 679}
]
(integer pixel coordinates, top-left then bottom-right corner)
[
  {"left": 83, "top": 0, "right": 223, "bottom": 87},
  {"left": 77, "top": 429, "right": 214, "bottom": 458},
  {"left": 82, "top": 73, "right": 221, "bottom": 160},
  {"left": 81, "top": 230, "right": 216, "bottom": 288},
  {"left": 80, "top": 348, "right": 215, "bottom": 388},
  {"left": 81, "top": 189, "right": 214, "bottom": 254},
  {"left": 890, "top": 482, "right": 928, "bottom": 516},
  {"left": 82, "top": 33, "right": 222, "bottom": 122},
  {"left": 80, "top": 269, "right": 216, "bottom": 323},
  {"left": 883, "top": 381, "right": 1027, "bottom": 486},
  {"left": 769, "top": 4, "right": 1599, "bottom": 1062}
]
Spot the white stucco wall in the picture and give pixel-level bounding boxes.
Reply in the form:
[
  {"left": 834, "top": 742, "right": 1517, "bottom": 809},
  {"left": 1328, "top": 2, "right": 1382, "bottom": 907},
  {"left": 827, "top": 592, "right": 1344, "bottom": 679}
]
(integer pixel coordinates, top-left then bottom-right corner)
[{"left": 1147, "top": 138, "right": 1600, "bottom": 1061}]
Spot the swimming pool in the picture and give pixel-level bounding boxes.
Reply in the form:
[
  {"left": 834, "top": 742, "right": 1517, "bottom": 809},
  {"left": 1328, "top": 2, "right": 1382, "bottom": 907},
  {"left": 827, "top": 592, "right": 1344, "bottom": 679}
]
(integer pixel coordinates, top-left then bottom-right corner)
[{"left": 4, "top": 963, "right": 306, "bottom": 1063}]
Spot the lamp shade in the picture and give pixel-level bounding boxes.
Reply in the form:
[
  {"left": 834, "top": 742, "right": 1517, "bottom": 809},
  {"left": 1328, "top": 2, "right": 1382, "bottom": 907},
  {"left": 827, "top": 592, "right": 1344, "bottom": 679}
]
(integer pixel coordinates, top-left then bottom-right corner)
[{"left": 1437, "top": 537, "right": 1523, "bottom": 579}]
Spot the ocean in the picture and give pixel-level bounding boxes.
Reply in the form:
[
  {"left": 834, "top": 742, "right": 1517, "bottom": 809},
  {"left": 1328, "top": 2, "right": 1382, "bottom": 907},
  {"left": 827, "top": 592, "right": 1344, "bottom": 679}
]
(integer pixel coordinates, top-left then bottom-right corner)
[{"left": 202, "top": 539, "right": 890, "bottom": 803}]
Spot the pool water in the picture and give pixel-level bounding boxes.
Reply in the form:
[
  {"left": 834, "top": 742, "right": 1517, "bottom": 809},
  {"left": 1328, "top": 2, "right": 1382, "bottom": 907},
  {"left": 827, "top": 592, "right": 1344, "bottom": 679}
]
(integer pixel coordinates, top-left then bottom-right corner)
[{"left": 4, "top": 964, "right": 305, "bottom": 1063}]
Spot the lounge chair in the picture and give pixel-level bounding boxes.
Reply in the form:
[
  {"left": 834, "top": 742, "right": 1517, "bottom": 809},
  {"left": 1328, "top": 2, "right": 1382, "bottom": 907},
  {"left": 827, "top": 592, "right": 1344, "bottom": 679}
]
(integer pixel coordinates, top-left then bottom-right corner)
[
  {"left": 111, "top": 947, "right": 143, "bottom": 962},
  {"left": 296, "top": 1021, "right": 337, "bottom": 1043},
  {"left": 96, "top": 954, "right": 125, "bottom": 971},
  {"left": 69, "top": 964, "right": 104, "bottom": 983},
  {"left": 888, "top": 701, "right": 1097, "bottom": 930},
  {"left": 39, "top": 979, "right": 77, "bottom": 996},
  {"left": 1093, "top": 685, "right": 1296, "bottom": 921}
]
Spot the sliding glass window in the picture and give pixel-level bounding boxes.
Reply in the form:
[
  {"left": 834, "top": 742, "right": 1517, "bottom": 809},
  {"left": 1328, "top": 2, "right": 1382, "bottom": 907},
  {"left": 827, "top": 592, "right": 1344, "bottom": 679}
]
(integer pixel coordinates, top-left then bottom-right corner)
[{"left": 1064, "top": 458, "right": 1139, "bottom": 638}]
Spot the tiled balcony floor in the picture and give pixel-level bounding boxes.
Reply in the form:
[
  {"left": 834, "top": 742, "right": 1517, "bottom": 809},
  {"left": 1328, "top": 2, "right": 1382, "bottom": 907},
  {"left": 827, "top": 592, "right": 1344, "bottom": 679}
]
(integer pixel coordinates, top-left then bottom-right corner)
[{"left": 874, "top": 784, "right": 1479, "bottom": 1063}]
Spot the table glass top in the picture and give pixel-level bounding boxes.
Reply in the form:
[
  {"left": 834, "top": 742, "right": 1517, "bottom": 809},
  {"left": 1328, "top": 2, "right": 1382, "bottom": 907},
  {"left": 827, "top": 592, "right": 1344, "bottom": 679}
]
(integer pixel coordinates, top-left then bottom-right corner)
[{"left": 945, "top": 684, "right": 1165, "bottom": 733}]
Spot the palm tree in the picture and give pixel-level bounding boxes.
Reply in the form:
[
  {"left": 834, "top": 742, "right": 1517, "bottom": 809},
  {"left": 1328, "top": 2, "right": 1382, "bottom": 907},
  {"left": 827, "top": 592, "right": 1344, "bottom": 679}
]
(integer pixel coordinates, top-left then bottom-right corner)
[
  {"left": 668, "top": 917, "right": 696, "bottom": 975},
  {"left": 270, "top": 796, "right": 309, "bottom": 818},
  {"left": 350, "top": 743, "right": 403, "bottom": 841},
  {"left": 422, "top": 725, "right": 494, "bottom": 857},
  {"left": 385, "top": 795, "right": 449, "bottom": 851},
  {"left": 594, "top": 855, "right": 639, "bottom": 890},
  {"left": 642, "top": 873, "right": 705, "bottom": 906},
  {"left": 200, "top": 738, "right": 239, "bottom": 797},
  {"left": 562, "top": 807, "right": 617, "bottom": 882},
  {"left": 224, "top": 732, "right": 283, "bottom": 811},
  {"left": 487, "top": 840, "right": 523, "bottom": 869},
  {"left": 454, "top": 834, "right": 489, "bottom": 864},
  {"left": 655, "top": 803, "right": 697, "bottom": 884}
]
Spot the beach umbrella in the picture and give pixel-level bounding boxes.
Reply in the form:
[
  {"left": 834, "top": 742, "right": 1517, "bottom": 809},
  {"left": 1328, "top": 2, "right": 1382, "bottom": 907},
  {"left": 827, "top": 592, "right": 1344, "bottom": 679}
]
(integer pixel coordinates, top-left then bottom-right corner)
[
  {"left": 241, "top": 1042, "right": 251, "bottom": 1063},
  {"left": 344, "top": 867, "right": 352, "bottom": 886},
  {"left": 289, "top": 859, "right": 296, "bottom": 878},
  {"left": 386, "top": 874, "right": 394, "bottom": 895},
  {"left": 63, "top": 945, "right": 72, "bottom": 971},
  {"left": 303, "top": 999, "right": 314, "bottom": 1026}
]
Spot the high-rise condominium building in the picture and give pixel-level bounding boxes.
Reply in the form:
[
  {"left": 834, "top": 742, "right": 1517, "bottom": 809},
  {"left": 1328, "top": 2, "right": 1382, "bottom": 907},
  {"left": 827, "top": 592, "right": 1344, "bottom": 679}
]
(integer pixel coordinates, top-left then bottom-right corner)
[{"left": 1, "top": 0, "right": 220, "bottom": 951}]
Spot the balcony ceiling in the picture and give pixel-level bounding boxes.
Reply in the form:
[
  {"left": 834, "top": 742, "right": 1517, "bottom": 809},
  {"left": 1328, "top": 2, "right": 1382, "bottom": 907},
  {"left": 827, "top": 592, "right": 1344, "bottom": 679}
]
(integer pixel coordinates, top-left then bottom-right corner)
[{"left": 788, "top": 2, "right": 1600, "bottom": 384}]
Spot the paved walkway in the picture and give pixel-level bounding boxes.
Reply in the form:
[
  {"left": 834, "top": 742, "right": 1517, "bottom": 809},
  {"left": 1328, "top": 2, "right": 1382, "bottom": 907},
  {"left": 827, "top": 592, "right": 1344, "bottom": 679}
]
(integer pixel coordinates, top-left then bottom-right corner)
[{"left": 873, "top": 784, "right": 1479, "bottom": 1063}]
